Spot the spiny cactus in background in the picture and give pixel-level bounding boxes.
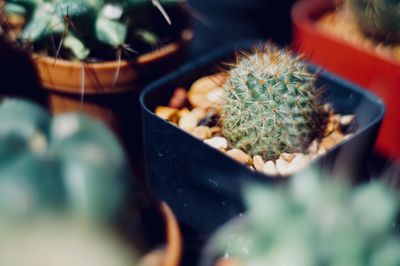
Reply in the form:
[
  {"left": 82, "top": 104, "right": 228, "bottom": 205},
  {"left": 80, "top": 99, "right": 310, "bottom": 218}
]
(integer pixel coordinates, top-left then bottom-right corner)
[
  {"left": 3, "top": 0, "right": 185, "bottom": 60},
  {"left": 0, "top": 98, "right": 130, "bottom": 222},
  {"left": 203, "top": 171, "right": 400, "bottom": 266},
  {"left": 221, "top": 45, "right": 324, "bottom": 161},
  {"left": 347, "top": 0, "right": 400, "bottom": 43}
]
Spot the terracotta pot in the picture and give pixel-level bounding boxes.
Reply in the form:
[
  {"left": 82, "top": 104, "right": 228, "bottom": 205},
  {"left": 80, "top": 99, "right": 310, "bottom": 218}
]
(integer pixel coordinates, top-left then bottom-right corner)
[
  {"left": 291, "top": 0, "right": 400, "bottom": 160},
  {"left": 139, "top": 202, "right": 182, "bottom": 266},
  {"left": 160, "top": 202, "right": 182, "bottom": 266},
  {"left": 32, "top": 29, "right": 192, "bottom": 177},
  {"left": 34, "top": 29, "right": 192, "bottom": 121}
]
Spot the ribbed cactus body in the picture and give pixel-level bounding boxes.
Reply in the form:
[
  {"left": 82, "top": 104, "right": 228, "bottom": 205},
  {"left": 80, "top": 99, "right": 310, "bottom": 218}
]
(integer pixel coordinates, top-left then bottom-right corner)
[
  {"left": 221, "top": 46, "right": 324, "bottom": 160},
  {"left": 348, "top": 0, "right": 400, "bottom": 43}
]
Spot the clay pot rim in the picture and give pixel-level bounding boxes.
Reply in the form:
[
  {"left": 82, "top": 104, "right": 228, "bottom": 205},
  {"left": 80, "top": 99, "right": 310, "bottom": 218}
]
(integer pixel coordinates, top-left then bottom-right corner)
[
  {"left": 159, "top": 202, "right": 182, "bottom": 266},
  {"left": 32, "top": 29, "right": 193, "bottom": 70}
]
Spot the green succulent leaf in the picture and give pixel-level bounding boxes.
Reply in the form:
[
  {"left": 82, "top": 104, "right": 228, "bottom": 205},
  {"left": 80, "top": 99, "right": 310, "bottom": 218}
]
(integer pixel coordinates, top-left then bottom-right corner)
[{"left": 63, "top": 33, "right": 90, "bottom": 60}]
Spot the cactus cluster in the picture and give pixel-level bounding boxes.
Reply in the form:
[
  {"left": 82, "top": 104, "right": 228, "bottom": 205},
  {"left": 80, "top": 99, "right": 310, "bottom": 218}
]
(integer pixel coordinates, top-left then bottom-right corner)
[
  {"left": 347, "top": 0, "right": 400, "bottom": 43},
  {"left": 221, "top": 45, "right": 324, "bottom": 161},
  {"left": 3, "top": 0, "right": 185, "bottom": 60},
  {"left": 203, "top": 171, "right": 400, "bottom": 266}
]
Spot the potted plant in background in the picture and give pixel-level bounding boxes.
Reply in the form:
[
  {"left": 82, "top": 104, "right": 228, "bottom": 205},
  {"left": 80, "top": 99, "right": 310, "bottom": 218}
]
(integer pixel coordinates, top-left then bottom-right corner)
[
  {"left": 2, "top": 0, "right": 192, "bottom": 177},
  {"left": 140, "top": 41, "right": 384, "bottom": 259},
  {"left": 201, "top": 170, "right": 400, "bottom": 266},
  {"left": 0, "top": 98, "right": 182, "bottom": 266},
  {"left": 292, "top": 0, "right": 400, "bottom": 160}
]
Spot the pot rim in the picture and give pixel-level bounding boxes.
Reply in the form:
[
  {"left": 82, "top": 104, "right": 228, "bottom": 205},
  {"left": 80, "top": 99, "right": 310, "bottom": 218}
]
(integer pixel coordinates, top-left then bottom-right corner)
[
  {"left": 33, "top": 29, "right": 193, "bottom": 70},
  {"left": 160, "top": 201, "right": 182, "bottom": 266}
]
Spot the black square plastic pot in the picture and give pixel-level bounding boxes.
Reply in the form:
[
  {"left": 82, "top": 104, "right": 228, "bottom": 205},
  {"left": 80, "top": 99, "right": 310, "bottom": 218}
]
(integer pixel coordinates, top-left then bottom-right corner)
[{"left": 140, "top": 41, "right": 385, "bottom": 241}]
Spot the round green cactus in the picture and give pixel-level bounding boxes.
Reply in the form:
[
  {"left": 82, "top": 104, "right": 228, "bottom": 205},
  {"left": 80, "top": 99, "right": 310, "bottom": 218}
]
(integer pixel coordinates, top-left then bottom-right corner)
[
  {"left": 203, "top": 171, "right": 400, "bottom": 266},
  {"left": 347, "top": 0, "right": 400, "bottom": 43},
  {"left": 221, "top": 45, "right": 324, "bottom": 160}
]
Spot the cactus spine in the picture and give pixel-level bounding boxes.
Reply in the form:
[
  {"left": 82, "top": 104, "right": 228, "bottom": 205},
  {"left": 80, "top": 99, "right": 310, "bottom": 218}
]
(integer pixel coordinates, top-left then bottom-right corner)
[{"left": 221, "top": 45, "right": 324, "bottom": 160}]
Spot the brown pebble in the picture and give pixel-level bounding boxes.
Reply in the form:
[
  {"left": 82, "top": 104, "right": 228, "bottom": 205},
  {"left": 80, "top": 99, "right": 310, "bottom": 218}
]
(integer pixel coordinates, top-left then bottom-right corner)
[
  {"left": 155, "top": 106, "right": 179, "bottom": 123},
  {"left": 253, "top": 155, "right": 265, "bottom": 172},
  {"left": 168, "top": 87, "right": 189, "bottom": 109},
  {"left": 226, "top": 149, "right": 252, "bottom": 165},
  {"left": 191, "top": 126, "right": 212, "bottom": 140},
  {"left": 321, "top": 131, "right": 344, "bottom": 150}
]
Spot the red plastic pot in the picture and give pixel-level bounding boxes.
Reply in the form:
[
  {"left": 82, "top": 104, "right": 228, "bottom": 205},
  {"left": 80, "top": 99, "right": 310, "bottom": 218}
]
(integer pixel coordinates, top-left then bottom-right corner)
[{"left": 292, "top": 0, "right": 400, "bottom": 160}]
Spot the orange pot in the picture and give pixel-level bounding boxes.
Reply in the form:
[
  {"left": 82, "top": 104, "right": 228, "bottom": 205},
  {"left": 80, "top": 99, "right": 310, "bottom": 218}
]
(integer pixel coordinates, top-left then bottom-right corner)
[
  {"left": 32, "top": 30, "right": 192, "bottom": 177},
  {"left": 138, "top": 202, "right": 182, "bottom": 266},
  {"left": 160, "top": 202, "right": 182, "bottom": 266},
  {"left": 33, "top": 29, "right": 192, "bottom": 125}
]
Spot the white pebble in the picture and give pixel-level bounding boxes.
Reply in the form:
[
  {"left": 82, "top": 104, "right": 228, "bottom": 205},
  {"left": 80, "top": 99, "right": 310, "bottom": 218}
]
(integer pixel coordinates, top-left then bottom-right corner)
[
  {"left": 264, "top": 160, "right": 279, "bottom": 176},
  {"left": 307, "top": 140, "right": 319, "bottom": 154},
  {"left": 206, "top": 88, "right": 224, "bottom": 104},
  {"left": 276, "top": 159, "right": 289, "bottom": 176},
  {"left": 179, "top": 113, "right": 199, "bottom": 131},
  {"left": 204, "top": 137, "right": 228, "bottom": 150},
  {"left": 287, "top": 154, "right": 309, "bottom": 174},
  {"left": 340, "top": 115, "right": 355, "bottom": 126}
]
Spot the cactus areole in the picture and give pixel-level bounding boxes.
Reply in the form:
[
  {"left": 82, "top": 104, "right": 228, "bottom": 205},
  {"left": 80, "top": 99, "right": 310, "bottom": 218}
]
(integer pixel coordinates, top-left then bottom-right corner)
[{"left": 221, "top": 45, "right": 325, "bottom": 161}]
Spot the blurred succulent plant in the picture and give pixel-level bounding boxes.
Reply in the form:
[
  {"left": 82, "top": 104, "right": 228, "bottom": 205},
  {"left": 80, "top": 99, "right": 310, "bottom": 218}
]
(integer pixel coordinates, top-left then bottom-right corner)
[
  {"left": 0, "top": 98, "right": 130, "bottom": 223},
  {"left": 346, "top": 0, "right": 400, "bottom": 43},
  {"left": 3, "top": 0, "right": 186, "bottom": 60},
  {"left": 202, "top": 171, "right": 400, "bottom": 266}
]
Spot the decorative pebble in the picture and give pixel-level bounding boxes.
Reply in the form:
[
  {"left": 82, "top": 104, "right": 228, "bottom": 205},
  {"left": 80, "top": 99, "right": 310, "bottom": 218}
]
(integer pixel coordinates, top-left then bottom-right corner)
[
  {"left": 307, "top": 140, "right": 319, "bottom": 154},
  {"left": 179, "top": 113, "right": 200, "bottom": 131},
  {"left": 155, "top": 106, "right": 179, "bottom": 123},
  {"left": 204, "top": 137, "right": 228, "bottom": 150},
  {"left": 341, "top": 114, "right": 354, "bottom": 125},
  {"left": 287, "top": 154, "right": 308, "bottom": 174},
  {"left": 178, "top": 108, "right": 190, "bottom": 118},
  {"left": 324, "top": 114, "right": 339, "bottom": 137},
  {"left": 276, "top": 159, "right": 290, "bottom": 176},
  {"left": 264, "top": 160, "right": 279, "bottom": 176},
  {"left": 321, "top": 131, "right": 344, "bottom": 150},
  {"left": 206, "top": 88, "right": 224, "bottom": 105},
  {"left": 226, "top": 149, "right": 252, "bottom": 165},
  {"left": 340, "top": 114, "right": 357, "bottom": 133},
  {"left": 253, "top": 155, "right": 265, "bottom": 172},
  {"left": 317, "top": 147, "right": 327, "bottom": 155},
  {"left": 168, "top": 87, "right": 188, "bottom": 109},
  {"left": 279, "top": 152, "right": 295, "bottom": 163},
  {"left": 191, "top": 126, "right": 212, "bottom": 140},
  {"left": 188, "top": 73, "right": 227, "bottom": 108},
  {"left": 191, "top": 107, "right": 207, "bottom": 120}
]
